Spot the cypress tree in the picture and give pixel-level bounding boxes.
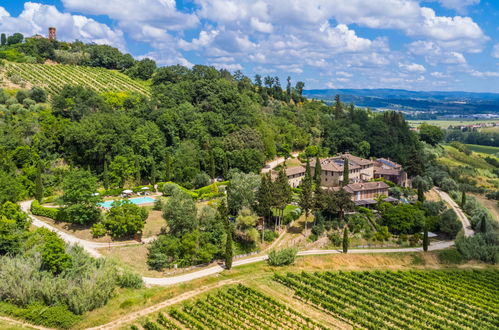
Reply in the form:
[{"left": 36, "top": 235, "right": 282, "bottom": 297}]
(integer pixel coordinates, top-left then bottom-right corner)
[
  {"left": 219, "top": 200, "right": 233, "bottom": 269},
  {"left": 313, "top": 155, "right": 322, "bottom": 187},
  {"left": 423, "top": 226, "right": 429, "bottom": 252},
  {"left": 1, "top": 33, "right": 5, "bottom": 46},
  {"left": 222, "top": 153, "right": 228, "bottom": 179},
  {"left": 299, "top": 159, "right": 313, "bottom": 233},
  {"left": 256, "top": 174, "right": 273, "bottom": 242},
  {"left": 103, "top": 160, "right": 110, "bottom": 190},
  {"left": 342, "top": 226, "right": 349, "bottom": 253},
  {"left": 417, "top": 181, "right": 425, "bottom": 202},
  {"left": 135, "top": 158, "right": 141, "bottom": 184},
  {"left": 34, "top": 161, "right": 44, "bottom": 202},
  {"left": 208, "top": 150, "right": 216, "bottom": 179},
  {"left": 334, "top": 94, "right": 342, "bottom": 119},
  {"left": 342, "top": 158, "right": 349, "bottom": 186},
  {"left": 275, "top": 167, "right": 291, "bottom": 229},
  {"left": 150, "top": 161, "right": 157, "bottom": 185},
  {"left": 480, "top": 218, "right": 487, "bottom": 233},
  {"left": 165, "top": 153, "right": 171, "bottom": 181},
  {"left": 461, "top": 190, "right": 466, "bottom": 208}
]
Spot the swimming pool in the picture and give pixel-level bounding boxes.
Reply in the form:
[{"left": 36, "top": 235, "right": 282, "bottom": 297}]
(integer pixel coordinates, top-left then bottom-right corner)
[{"left": 99, "top": 197, "right": 156, "bottom": 208}]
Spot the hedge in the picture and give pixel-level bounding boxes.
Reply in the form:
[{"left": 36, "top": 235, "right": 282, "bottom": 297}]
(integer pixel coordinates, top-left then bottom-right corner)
[{"left": 30, "top": 200, "right": 62, "bottom": 220}]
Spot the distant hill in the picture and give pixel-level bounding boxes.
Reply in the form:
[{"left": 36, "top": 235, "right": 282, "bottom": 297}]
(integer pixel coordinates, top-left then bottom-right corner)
[
  {"left": 0, "top": 62, "right": 151, "bottom": 96},
  {"left": 303, "top": 88, "right": 499, "bottom": 117}
]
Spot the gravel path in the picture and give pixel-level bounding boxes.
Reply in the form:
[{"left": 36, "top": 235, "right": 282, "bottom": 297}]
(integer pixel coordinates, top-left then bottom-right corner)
[{"left": 21, "top": 186, "right": 472, "bottom": 287}]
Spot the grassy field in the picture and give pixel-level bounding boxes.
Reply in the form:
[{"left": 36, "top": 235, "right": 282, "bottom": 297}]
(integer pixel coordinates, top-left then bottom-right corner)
[
  {"left": 408, "top": 119, "right": 499, "bottom": 128},
  {"left": 465, "top": 144, "right": 499, "bottom": 156},
  {"left": 1, "top": 61, "right": 151, "bottom": 96}
]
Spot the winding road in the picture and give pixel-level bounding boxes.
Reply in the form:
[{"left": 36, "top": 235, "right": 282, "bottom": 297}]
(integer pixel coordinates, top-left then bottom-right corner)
[{"left": 21, "top": 188, "right": 472, "bottom": 287}]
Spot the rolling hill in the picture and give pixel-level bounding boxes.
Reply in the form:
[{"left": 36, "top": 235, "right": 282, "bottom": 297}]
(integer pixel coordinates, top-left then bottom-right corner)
[{"left": 0, "top": 61, "right": 151, "bottom": 96}]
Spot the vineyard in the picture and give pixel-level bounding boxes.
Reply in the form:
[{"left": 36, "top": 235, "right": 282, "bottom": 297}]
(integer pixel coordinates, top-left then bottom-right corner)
[
  {"left": 1, "top": 62, "right": 151, "bottom": 96},
  {"left": 274, "top": 269, "right": 499, "bottom": 329},
  {"left": 137, "top": 284, "right": 327, "bottom": 329}
]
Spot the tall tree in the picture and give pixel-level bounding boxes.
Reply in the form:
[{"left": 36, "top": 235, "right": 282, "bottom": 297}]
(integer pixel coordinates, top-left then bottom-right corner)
[
  {"left": 150, "top": 161, "right": 157, "bottom": 185},
  {"left": 0, "top": 33, "right": 6, "bottom": 46},
  {"left": 334, "top": 94, "right": 342, "bottom": 119},
  {"left": 34, "top": 161, "right": 44, "bottom": 203},
  {"left": 461, "top": 190, "right": 466, "bottom": 207},
  {"left": 342, "top": 226, "right": 349, "bottom": 253},
  {"left": 219, "top": 199, "right": 233, "bottom": 269},
  {"left": 423, "top": 225, "right": 429, "bottom": 252},
  {"left": 286, "top": 76, "right": 291, "bottom": 96},
  {"left": 256, "top": 174, "right": 273, "bottom": 242},
  {"left": 165, "top": 152, "right": 172, "bottom": 181},
  {"left": 299, "top": 159, "right": 313, "bottom": 233},
  {"left": 313, "top": 155, "right": 322, "bottom": 187},
  {"left": 274, "top": 167, "right": 291, "bottom": 229},
  {"left": 103, "top": 159, "right": 110, "bottom": 190},
  {"left": 135, "top": 158, "right": 141, "bottom": 184},
  {"left": 342, "top": 158, "right": 349, "bottom": 186},
  {"left": 328, "top": 188, "right": 355, "bottom": 222},
  {"left": 417, "top": 181, "right": 425, "bottom": 202}
]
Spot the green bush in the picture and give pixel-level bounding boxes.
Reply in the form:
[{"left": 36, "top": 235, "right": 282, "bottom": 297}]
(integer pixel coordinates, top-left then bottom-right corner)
[
  {"left": 267, "top": 248, "right": 298, "bottom": 266},
  {"left": 90, "top": 222, "right": 107, "bottom": 238},
  {"left": 30, "top": 200, "right": 60, "bottom": 220},
  {"left": 0, "top": 302, "right": 79, "bottom": 329},
  {"left": 456, "top": 233, "right": 498, "bottom": 264},
  {"left": 329, "top": 232, "right": 342, "bottom": 246},
  {"left": 263, "top": 230, "right": 278, "bottom": 242},
  {"left": 116, "top": 270, "right": 144, "bottom": 289}
]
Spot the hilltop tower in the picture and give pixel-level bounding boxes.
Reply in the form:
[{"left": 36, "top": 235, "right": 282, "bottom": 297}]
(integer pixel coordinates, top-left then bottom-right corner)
[{"left": 48, "top": 27, "right": 56, "bottom": 40}]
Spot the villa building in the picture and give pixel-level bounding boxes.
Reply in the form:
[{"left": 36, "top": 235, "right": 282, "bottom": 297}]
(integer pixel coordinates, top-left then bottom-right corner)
[
  {"left": 309, "top": 153, "right": 374, "bottom": 187},
  {"left": 373, "top": 158, "right": 408, "bottom": 187},
  {"left": 283, "top": 153, "right": 396, "bottom": 202}
]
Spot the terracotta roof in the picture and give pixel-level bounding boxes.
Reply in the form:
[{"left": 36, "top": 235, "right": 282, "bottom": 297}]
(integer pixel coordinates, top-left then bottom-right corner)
[
  {"left": 376, "top": 158, "right": 402, "bottom": 169},
  {"left": 345, "top": 181, "right": 389, "bottom": 192},
  {"left": 340, "top": 153, "right": 374, "bottom": 166},
  {"left": 286, "top": 166, "right": 306, "bottom": 176},
  {"left": 374, "top": 167, "right": 401, "bottom": 176}
]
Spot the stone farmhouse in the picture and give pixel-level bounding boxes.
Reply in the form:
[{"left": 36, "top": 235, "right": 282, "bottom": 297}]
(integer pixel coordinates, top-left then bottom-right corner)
[{"left": 284, "top": 153, "right": 408, "bottom": 205}]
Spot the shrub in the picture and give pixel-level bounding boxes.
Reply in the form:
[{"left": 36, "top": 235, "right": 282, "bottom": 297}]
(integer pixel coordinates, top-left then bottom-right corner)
[
  {"left": 0, "top": 302, "right": 79, "bottom": 329},
  {"left": 267, "top": 248, "right": 298, "bottom": 266},
  {"left": 456, "top": 233, "right": 498, "bottom": 264},
  {"left": 116, "top": 270, "right": 144, "bottom": 289},
  {"left": 30, "top": 200, "right": 60, "bottom": 220},
  {"left": 438, "top": 209, "right": 462, "bottom": 238},
  {"left": 90, "top": 222, "right": 107, "bottom": 238},
  {"left": 329, "top": 232, "right": 342, "bottom": 246},
  {"left": 263, "top": 230, "right": 278, "bottom": 242}
]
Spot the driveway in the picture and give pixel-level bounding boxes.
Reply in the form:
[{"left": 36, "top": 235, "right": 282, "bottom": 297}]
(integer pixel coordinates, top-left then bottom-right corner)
[
  {"left": 261, "top": 152, "right": 300, "bottom": 173},
  {"left": 433, "top": 188, "right": 474, "bottom": 237}
]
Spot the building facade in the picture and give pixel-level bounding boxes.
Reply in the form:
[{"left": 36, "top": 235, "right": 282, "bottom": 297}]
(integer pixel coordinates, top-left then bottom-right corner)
[{"left": 309, "top": 153, "right": 374, "bottom": 187}]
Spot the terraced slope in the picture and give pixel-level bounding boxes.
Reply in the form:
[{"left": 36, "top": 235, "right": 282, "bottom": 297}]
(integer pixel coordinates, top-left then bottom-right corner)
[{"left": 1, "top": 62, "right": 151, "bottom": 96}]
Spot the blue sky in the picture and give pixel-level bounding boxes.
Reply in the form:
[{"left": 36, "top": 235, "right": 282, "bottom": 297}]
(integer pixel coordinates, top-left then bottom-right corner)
[{"left": 1, "top": 0, "right": 499, "bottom": 92}]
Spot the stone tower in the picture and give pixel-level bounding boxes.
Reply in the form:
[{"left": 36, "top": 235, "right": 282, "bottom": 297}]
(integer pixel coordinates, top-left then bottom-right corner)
[{"left": 48, "top": 27, "right": 56, "bottom": 40}]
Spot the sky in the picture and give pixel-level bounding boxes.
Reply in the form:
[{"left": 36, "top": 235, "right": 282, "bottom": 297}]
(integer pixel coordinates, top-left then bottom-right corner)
[{"left": 1, "top": 0, "right": 499, "bottom": 92}]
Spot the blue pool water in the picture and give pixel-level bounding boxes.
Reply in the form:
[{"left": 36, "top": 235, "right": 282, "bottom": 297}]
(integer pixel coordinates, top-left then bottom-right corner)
[{"left": 99, "top": 197, "right": 155, "bottom": 208}]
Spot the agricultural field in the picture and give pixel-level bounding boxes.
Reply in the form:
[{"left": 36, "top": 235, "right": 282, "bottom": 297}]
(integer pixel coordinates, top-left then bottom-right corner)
[
  {"left": 0, "top": 62, "right": 151, "bottom": 96},
  {"left": 408, "top": 119, "right": 499, "bottom": 128},
  {"left": 158, "top": 285, "right": 325, "bottom": 330},
  {"left": 465, "top": 143, "right": 499, "bottom": 156},
  {"left": 438, "top": 145, "right": 498, "bottom": 189},
  {"left": 274, "top": 269, "right": 499, "bottom": 329}
]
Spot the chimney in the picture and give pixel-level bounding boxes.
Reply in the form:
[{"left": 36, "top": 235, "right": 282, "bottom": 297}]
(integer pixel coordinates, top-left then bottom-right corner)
[{"left": 48, "top": 27, "right": 56, "bottom": 40}]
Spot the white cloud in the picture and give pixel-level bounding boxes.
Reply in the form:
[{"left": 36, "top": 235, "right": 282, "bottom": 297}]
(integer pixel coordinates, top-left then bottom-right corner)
[
  {"left": 0, "top": 6, "right": 9, "bottom": 17},
  {"left": 469, "top": 70, "right": 499, "bottom": 77},
  {"left": 399, "top": 63, "right": 426, "bottom": 72},
  {"left": 408, "top": 40, "right": 467, "bottom": 65},
  {"left": 492, "top": 44, "right": 499, "bottom": 59},
  {"left": 428, "top": 0, "right": 480, "bottom": 13},
  {"left": 430, "top": 71, "right": 450, "bottom": 78},
  {"left": 250, "top": 18, "right": 273, "bottom": 33},
  {"left": 0, "top": 2, "right": 125, "bottom": 48}
]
